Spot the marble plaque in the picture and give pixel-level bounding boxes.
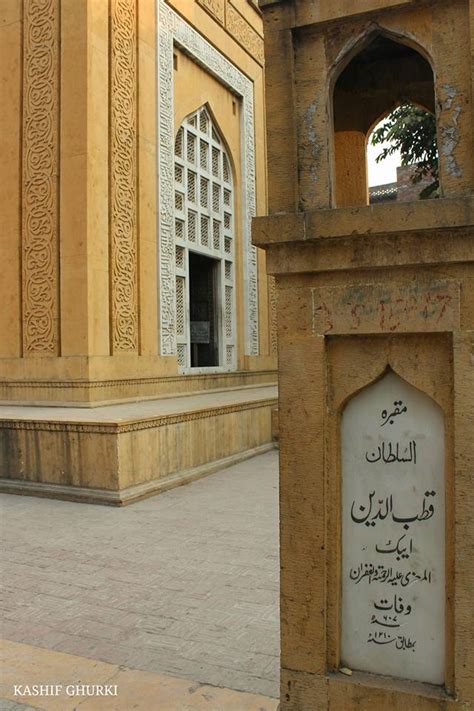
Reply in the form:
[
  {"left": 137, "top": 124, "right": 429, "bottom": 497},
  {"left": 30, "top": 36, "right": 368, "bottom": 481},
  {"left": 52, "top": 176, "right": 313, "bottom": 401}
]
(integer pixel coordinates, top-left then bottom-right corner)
[{"left": 341, "top": 371, "right": 445, "bottom": 685}]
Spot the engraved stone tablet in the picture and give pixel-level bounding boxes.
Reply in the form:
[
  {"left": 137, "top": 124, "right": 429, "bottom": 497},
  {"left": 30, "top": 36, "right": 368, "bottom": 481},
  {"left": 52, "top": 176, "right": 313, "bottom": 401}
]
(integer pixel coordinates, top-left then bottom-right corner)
[
  {"left": 341, "top": 370, "right": 445, "bottom": 685},
  {"left": 190, "top": 321, "right": 210, "bottom": 344}
]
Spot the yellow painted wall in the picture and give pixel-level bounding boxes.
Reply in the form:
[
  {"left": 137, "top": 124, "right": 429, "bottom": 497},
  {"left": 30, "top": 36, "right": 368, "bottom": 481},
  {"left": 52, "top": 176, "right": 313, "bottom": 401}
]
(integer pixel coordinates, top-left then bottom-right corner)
[
  {"left": 0, "top": 1, "right": 22, "bottom": 358},
  {"left": 0, "top": 0, "right": 276, "bottom": 402}
]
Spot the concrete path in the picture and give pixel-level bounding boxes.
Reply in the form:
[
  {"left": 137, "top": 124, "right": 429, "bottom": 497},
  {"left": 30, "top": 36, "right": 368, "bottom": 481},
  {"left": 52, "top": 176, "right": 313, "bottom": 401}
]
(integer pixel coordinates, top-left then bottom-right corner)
[{"left": 0, "top": 450, "right": 280, "bottom": 706}]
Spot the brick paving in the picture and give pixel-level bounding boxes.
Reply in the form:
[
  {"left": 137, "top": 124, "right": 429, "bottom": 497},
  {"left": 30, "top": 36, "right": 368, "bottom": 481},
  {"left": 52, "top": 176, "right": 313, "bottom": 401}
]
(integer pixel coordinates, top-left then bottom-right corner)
[{"left": 0, "top": 450, "right": 280, "bottom": 699}]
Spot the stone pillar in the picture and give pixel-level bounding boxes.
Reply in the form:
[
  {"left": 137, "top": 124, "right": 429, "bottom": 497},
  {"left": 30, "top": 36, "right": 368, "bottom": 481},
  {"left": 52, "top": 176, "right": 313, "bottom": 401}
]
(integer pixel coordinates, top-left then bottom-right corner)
[
  {"left": 334, "top": 131, "right": 368, "bottom": 207},
  {"left": 256, "top": 0, "right": 474, "bottom": 708}
]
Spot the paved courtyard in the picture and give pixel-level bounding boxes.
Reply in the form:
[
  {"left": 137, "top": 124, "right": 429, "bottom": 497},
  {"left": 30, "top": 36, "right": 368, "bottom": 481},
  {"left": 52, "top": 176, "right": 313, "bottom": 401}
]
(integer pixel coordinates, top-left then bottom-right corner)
[{"left": 0, "top": 450, "right": 280, "bottom": 706}]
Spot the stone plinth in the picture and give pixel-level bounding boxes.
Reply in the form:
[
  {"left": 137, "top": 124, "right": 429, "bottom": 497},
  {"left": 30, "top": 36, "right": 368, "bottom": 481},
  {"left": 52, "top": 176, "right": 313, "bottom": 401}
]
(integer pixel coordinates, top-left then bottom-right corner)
[
  {"left": 0, "top": 386, "right": 277, "bottom": 504},
  {"left": 1, "top": 0, "right": 277, "bottom": 500}
]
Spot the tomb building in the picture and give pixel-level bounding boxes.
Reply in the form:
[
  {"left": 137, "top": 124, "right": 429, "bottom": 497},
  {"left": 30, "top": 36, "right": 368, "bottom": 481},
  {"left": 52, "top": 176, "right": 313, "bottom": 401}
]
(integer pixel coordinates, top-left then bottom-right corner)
[
  {"left": 0, "top": 0, "right": 277, "bottom": 504},
  {"left": 255, "top": 0, "right": 474, "bottom": 708}
]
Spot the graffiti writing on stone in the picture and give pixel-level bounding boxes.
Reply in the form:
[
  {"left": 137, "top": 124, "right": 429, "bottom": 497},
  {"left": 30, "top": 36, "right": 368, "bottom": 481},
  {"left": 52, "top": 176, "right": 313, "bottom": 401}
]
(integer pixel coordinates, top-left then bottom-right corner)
[{"left": 312, "top": 281, "right": 460, "bottom": 335}]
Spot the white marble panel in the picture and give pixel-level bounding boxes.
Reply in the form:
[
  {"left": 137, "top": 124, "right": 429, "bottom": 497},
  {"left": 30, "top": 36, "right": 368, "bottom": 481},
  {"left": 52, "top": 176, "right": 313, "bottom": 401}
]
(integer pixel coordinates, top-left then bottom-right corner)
[{"left": 341, "top": 370, "right": 445, "bottom": 685}]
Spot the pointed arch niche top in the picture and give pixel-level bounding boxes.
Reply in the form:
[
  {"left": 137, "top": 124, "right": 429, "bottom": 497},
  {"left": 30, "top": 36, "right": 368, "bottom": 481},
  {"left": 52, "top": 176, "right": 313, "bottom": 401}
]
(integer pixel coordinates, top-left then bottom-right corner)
[
  {"left": 341, "top": 370, "right": 445, "bottom": 685},
  {"left": 331, "top": 32, "right": 436, "bottom": 208},
  {"left": 157, "top": 0, "right": 258, "bottom": 358}
]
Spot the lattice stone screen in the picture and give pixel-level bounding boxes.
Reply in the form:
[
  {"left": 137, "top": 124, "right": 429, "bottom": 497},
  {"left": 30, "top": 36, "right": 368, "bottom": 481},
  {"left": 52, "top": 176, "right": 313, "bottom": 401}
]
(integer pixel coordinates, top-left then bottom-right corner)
[{"left": 174, "top": 107, "right": 236, "bottom": 369}]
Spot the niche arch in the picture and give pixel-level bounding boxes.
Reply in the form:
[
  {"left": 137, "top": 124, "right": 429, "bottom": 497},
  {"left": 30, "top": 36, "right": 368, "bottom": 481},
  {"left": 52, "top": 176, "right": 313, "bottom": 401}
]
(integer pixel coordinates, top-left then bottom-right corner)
[
  {"left": 365, "top": 98, "right": 436, "bottom": 145},
  {"left": 330, "top": 29, "right": 438, "bottom": 208},
  {"left": 175, "top": 100, "right": 238, "bottom": 186},
  {"left": 173, "top": 104, "right": 237, "bottom": 370},
  {"left": 328, "top": 26, "right": 435, "bottom": 95},
  {"left": 337, "top": 364, "right": 446, "bottom": 416}
]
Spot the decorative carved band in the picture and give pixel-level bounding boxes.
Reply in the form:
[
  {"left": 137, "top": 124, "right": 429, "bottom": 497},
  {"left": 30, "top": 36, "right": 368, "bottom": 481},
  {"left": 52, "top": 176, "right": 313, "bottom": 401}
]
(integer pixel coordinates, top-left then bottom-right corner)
[
  {"left": 226, "top": 3, "right": 264, "bottom": 66},
  {"left": 196, "top": 0, "right": 225, "bottom": 25},
  {"left": 157, "top": 0, "right": 259, "bottom": 356},
  {"left": 22, "top": 0, "right": 60, "bottom": 355},
  {"left": 110, "top": 0, "right": 138, "bottom": 352},
  {"left": 1, "top": 370, "right": 277, "bottom": 390},
  {"left": 269, "top": 276, "right": 277, "bottom": 354}
]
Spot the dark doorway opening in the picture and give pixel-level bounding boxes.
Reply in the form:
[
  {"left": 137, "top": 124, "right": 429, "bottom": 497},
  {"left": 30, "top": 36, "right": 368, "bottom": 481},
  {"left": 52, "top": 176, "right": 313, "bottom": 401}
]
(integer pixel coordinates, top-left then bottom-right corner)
[{"left": 189, "top": 252, "right": 220, "bottom": 367}]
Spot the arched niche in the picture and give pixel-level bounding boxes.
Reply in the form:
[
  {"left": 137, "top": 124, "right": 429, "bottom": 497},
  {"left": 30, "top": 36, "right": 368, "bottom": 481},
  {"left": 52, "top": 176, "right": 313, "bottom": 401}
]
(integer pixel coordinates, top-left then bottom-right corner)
[
  {"left": 175, "top": 101, "right": 238, "bottom": 186},
  {"left": 341, "top": 370, "right": 445, "bottom": 685},
  {"left": 173, "top": 105, "right": 237, "bottom": 369},
  {"left": 332, "top": 33, "right": 436, "bottom": 208}
]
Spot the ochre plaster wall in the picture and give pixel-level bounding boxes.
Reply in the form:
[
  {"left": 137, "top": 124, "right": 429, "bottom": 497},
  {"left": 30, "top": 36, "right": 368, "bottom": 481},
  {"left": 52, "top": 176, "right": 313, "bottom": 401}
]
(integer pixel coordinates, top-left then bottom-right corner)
[{"left": 0, "top": 0, "right": 276, "bottom": 403}]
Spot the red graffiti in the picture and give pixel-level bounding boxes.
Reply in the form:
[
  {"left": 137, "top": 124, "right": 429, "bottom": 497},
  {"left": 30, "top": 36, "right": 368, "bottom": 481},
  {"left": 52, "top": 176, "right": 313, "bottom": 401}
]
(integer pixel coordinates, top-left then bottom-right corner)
[{"left": 314, "top": 302, "right": 333, "bottom": 333}]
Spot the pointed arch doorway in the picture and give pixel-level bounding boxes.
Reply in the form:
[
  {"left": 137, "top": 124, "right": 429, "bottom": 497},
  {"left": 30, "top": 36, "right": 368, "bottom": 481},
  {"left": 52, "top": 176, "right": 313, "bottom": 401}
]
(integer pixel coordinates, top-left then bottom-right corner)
[{"left": 174, "top": 105, "right": 236, "bottom": 370}]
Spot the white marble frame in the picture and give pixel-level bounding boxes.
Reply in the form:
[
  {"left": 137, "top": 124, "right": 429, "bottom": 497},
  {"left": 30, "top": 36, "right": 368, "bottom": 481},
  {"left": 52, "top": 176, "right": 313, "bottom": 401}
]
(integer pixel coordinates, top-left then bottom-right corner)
[{"left": 157, "top": 0, "right": 258, "bottom": 357}]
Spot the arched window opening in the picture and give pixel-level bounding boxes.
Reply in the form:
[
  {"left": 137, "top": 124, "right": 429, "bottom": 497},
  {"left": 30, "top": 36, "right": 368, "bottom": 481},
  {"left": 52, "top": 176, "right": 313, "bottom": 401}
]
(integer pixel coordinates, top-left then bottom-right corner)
[
  {"left": 332, "top": 34, "right": 437, "bottom": 208},
  {"left": 368, "top": 102, "right": 439, "bottom": 204},
  {"left": 174, "top": 106, "right": 236, "bottom": 370}
]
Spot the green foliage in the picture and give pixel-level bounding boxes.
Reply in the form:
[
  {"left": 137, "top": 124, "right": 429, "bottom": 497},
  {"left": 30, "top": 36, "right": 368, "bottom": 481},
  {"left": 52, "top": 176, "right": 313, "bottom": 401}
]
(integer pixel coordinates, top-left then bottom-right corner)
[{"left": 370, "top": 102, "right": 439, "bottom": 199}]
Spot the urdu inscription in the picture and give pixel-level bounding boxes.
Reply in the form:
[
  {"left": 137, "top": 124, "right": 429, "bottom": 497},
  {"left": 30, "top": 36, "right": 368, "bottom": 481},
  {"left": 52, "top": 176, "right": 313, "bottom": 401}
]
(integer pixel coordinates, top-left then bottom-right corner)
[{"left": 341, "top": 371, "right": 445, "bottom": 685}]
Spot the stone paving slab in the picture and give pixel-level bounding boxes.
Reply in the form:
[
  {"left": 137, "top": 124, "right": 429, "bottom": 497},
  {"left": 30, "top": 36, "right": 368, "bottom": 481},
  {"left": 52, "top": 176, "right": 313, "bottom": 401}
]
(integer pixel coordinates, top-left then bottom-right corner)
[
  {"left": 0, "top": 639, "right": 279, "bottom": 711},
  {"left": 0, "top": 451, "right": 280, "bottom": 699},
  {"left": 0, "top": 700, "right": 40, "bottom": 711}
]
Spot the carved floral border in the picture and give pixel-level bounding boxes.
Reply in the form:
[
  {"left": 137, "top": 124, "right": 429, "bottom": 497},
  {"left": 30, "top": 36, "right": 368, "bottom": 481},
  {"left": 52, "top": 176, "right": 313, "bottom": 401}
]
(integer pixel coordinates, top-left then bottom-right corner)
[
  {"left": 110, "top": 0, "right": 138, "bottom": 352},
  {"left": 22, "top": 0, "right": 60, "bottom": 355},
  {"left": 157, "top": 0, "right": 258, "bottom": 357}
]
